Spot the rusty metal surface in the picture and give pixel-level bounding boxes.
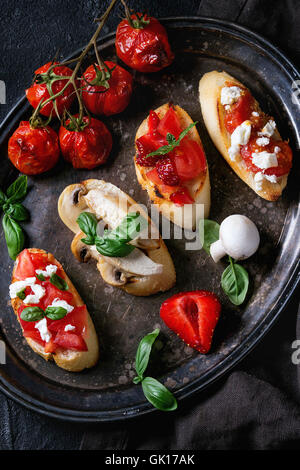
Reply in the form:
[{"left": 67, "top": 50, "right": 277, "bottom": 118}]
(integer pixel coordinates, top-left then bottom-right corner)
[{"left": 0, "top": 18, "right": 299, "bottom": 421}]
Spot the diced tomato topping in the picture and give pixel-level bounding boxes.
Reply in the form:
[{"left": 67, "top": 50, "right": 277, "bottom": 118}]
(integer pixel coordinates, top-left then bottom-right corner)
[
  {"left": 173, "top": 140, "right": 206, "bottom": 181},
  {"left": 170, "top": 188, "right": 194, "bottom": 206},
  {"left": 53, "top": 331, "right": 88, "bottom": 352},
  {"left": 224, "top": 90, "right": 254, "bottom": 134},
  {"left": 136, "top": 133, "right": 166, "bottom": 166},
  {"left": 157, "top": 106, "right": 182, "bottom": 139},
  {"left": 47, "top": 306, "right": 87, "bottom": 336},
  {"left": 146, "top": 168, "right": 176, "bottom": 194},
  {"left": 148, "top": 110, "right": 160, "bottom": 133},
  {"left": 14, "top": 249, "right": 61, "bottom": 280},
  {"left": 240, "top": 137, "right": 292, "bottom": 176},
  {"left": 41, "top": 282, "right": 73, "bottom": 310}
]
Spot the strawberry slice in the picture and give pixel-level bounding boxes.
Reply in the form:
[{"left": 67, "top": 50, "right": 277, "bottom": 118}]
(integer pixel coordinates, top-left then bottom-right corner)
[
  {"left": 156, "top": 155, "right": 180, "bottom": 186},
  {"left": 160, "top": 291, "right": 221, "bottom": 353},
  {"left": 170, "top": 187, "right": 194, "bottom": 206}
]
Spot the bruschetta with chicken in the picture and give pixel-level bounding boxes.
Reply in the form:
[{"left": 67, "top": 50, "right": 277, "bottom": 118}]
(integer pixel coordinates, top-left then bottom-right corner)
[
  {"left": 10, "top": 248, "right": 99, "bottom": 372},
  {"left": 58, "top": 179, "right": 176, "bottom": 296},
  {"left": 199, "top": 71, "right": 292, "bottom": 201},
  {"left": 134, "top": 103, "right": 211, "bottom": 230}
]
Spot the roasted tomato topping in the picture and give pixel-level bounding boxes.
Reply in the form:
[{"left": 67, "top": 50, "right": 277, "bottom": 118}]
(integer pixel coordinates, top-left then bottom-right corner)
[
  {"left": 240, "top": 137, "right": 292, "bottom": 176},
  {"left": 82, "top": 61, "right": 133, "bottom": 116},
  {"left": 224, "top": 89, "right": 254, "bottom": 134},
  {"left": 8, "top": 121, "right": 60, "bottom": 175}
]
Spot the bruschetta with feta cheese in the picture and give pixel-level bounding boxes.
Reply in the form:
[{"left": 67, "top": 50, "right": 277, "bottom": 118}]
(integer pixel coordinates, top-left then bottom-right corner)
[
  {"left": 134, "top": 103, "right": 211, "bottom": 230},
  {"left": 199, "top": 71, "right": 292, "bottom": 201},
  {"left": 58, "top": 179, "right": 176, "bottom": 296},
  {"left": 10, "top": 248, "right": 99, "bottom": 372}
]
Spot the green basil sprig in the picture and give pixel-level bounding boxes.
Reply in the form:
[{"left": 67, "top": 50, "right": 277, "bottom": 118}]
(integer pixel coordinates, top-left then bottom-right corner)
[
  {"left": 200, "top": 218, "right": 250, "bottom": 306},
  {"left": 133, "top": 329, "right": 178, "bottom": 412},
  {"left": 20, "top": 305, "right": 68, "bottom": 322},
  {"left": 0, "top": 175, "right": 29, "bottom": 260},
  {"left": 77, "top": 211, "right": 147, "bottom": 258},
  {"left": 50, "top": 273, "right": 69, "bottom": 291},
  {"left": 146, "top": 122, "right": 197, "bottom": 158}
]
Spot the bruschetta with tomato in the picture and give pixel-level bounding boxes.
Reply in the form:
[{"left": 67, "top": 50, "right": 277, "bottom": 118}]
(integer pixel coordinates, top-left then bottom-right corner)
[
  {"left": 199, "top": 71, "right": 293, "bottom": 201},
  {"left": 134, "top": 103, "right": 211, "bottom": 230},
  {"left": 58, "top": 179, "right": 176, "bottom": 296},
  {"left": 10, "top": 248, "right": 99, "bottom": 372}
]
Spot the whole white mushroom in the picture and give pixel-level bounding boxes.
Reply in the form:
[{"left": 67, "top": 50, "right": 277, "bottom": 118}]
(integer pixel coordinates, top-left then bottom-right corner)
[{"left": 210, "top": 214, "right": 260, "bottom": 263}]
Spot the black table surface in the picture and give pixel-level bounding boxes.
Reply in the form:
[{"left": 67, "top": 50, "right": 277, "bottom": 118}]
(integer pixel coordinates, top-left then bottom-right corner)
[{"left": 0, "top": 0, "right": 299, "bottom": 450}]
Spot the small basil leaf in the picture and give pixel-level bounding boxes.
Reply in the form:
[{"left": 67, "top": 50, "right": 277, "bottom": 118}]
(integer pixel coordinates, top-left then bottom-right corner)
[
  {"left": 141, "top": 377, "right": 178, "bottom": 412},
  {"left": 6, "top": 175, "right": 28, "bottom": 203},
  {"left": 95, "top": 237, "right": 135, "bottom": 258},
  {"left": 200, "top": 219, "right": 220, "bottom": 255},
  {"left": 20, "top": 306, "right": 45, "bottom": 322},
  {"left": 135, "top": 328, "right": 160, "bottom": 379},
  {"left": 5, "top": 203, "right": 29, "bottom": 221},
  {"left": 17, "top": 289, "right": 26, "bottom": 300},
  {"left": 2, "top": 214, "right": 24, "bottom": 260},
  {"left": 108, "top": 212, "right": 148, "bottom": 243},
  {"left": 45, "top": 306, "right": 68, "bottom": 320},
  {"left": 146, "top": 121, "right": 197, "bottom": 158},
  {"left": 77, "top": 212, "right": 97, "bottom": 241},
  {"left": 166, "top": 133, "right": 177, "bottom": 146},
  {"left": 133, "top": 376, "right": 142, "bottom": 384},
  {"left": 0, "top": 189, "right": 7, "bottom": 208},
  {"left": 36, "top": 273, "right": 45, "bottom": 281},
  {"left": 81, "top": 236, "right": 95, "bottom": 246},
  {"left": 50, "top": 273, "right": 69, "bottom": 291},
  {"left": 221, "top": 257, "right": 249, "bottom": 305}
]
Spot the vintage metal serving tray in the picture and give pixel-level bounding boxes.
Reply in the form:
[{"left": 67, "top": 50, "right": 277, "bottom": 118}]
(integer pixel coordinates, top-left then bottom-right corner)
[{"left": 0, "top": 18, "right": 299, "bottom": 422}]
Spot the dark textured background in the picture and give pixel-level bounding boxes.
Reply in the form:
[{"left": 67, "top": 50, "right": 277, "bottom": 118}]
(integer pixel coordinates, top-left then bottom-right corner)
[{"left": 0, "top": 0, "right": 299, "bottom": 450}]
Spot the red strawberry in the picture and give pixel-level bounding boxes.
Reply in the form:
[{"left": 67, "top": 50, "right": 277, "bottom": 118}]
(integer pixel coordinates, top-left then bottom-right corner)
[
  {"left": 156, "top": 155, "right": 180, "bottom": 186},
  {"left": 160, "top": 291, "right": 221, "bottom": 353}
]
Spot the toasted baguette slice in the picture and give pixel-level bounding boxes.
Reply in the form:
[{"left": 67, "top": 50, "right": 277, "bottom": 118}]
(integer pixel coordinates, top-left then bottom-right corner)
[
  {"left": 11, "top": 248, "right": 99, "bottom": 372},
  {"left": 134, "top": 103, "right": 211, "bottom": 230},
  {"left": 58, "top": 179, "right": 176, "bottom": 297},
  {"left": 199, "top": 71, "right": 289, "bottom": 201}
]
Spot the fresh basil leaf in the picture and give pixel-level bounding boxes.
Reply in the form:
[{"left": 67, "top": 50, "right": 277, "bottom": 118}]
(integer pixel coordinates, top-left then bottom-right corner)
[
  {"left": 20, "top": 306, "right": 45, "bottom": 322},
  {"left": 6, "top": 175, "right": 28, "bottom": 203},
  {"left": 45, "top": 306, "right": 68, "bottom": 320},
  {"left": 36, "top": 273, "right": 45, "bottom": 281},
  {"left": 133, "top": 376, "right": 142, "bottom": 384},
  {"left": 221, "top": 257, "right": 249, "bottom": 305},
  {"left": 142, "top": 377, "right": 178, "bottom": 412},
  {"left": 146, "top": 121, "right": 197, "bottom": 158},
  {"left": 50, "top": 273, "right": 69, "bottom": 291},
  {"left": 4, "top": 203, "right": 29, "bottom": 221},
  {"left": 81, "top": 236, "right": 95, "bottom": 246},
  {"left": 16, "top": 289, "right": 26, "bottom": 300},
  {"left": 0, "top": 189, "right": 7, "bottom": 208},
  {"left": 108, "top": 212, "right": 148, "bottom": 243},
  {"left": 2, "top": 214, "right": 24, "bottom": 260},
  {"left": 77, "top": 212, "right": 97, "bottom": 241},
  {"left": 200, "top": 219, "right": 220, "bottom": 255},
  {"left": 135, "top": 328, "right": 160, "bottom": 379},
  {"left": 95, "top": 236, "right": 135, "bottom": 258}
]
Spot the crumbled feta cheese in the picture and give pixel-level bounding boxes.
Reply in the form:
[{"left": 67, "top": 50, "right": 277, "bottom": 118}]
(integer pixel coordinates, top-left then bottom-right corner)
[
  {"left": 35, "top": 318, "right": 51, "bottom": 343},
  {"left": 48, "top": 298, "right": 74, "bottom": 313},
  {"left": 35, "top": 264, "right": 58, "bottom": 278},
  {"left": 259, "top": 120, "right": 276, "bottom": 137},
  {"left": 256, "top": 137, "right": 270, "bottom": 147},
  {"left": 220, "top": 86, "right": 241, "bottom": 105},
  {"left": 225, "top": 105, "right": 230, "bottom": 111},
  {"left": 64, "top": 324, "right": 75, "bottom": 332},
  {"left": 9, "top": 277, "right": 36, "bottom": 299},
  {"left": 252, "top": 111, "right": 259, "bottom": 117},
  {"left": 231, "top": 121, "right": 252, "bottom": 146},
  {"left": 252, "top": 151, "right": 278, "bottom": 169},
  {"left": 274, "top": 146, "right": 281, "bottom": 153},
  {"left": 228, "top": 145, "right": 240, "bottom": 161},
  {"left": 254, "top": 171, "right": 278, "bottom": 191},
  {"left": 23, "top": 284, "right": 46, "bottom": 305},
  {"left": 264, "top": 174, "right": 278, "bottom": 183}
]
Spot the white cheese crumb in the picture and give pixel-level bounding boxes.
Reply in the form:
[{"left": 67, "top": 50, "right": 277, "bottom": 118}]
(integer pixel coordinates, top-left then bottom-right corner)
[
  {"left": 23, "top": 284, "right": 46, "bottom": 305},
  {"left": 252, "top": 111, "right": 259, "bottom": 117},
  {"left": 64, "top": 324, "right": 75, "bottom": 332},
  {"left": 264, "top": 174, "right": 278, "bottom": 183},
  {"left": 228, "top": 145, "right": 240, "bottom": 161},
  {"left": 48, "top": 298, "right": 74, "bottom": 313},
  {"left": 220, "top": 86, "right": 241, "bottom": 105},
  {"left": 258, "top": 120, "right": 276, "bottom": 137},
  {"left": 252, "top": 151, "right": 278, "bottom": 169},
  {"left": 35, "top": 264, "right": 58, "bottom": 278},
  {"left": 256, "top": 137, "right": 270, "bottom": 147},
  {"left": 228, "top": 121, "right": 251, "bottom": 160},
  {"left": 254, "top": 171, "right": 278, "bottom": 191},
  {"left": 274, "top": 146, "right": 281, "bottom": 153},
  {"left": 35, "top": 318, "right": 51, "bottom": 343},
  {"left": 9, "top": 277, "right": 36, "bottom": 299}
]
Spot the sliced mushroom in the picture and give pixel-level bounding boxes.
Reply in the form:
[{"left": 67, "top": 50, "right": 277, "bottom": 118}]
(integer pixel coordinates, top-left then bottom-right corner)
[
  {"left": 97, "top": 259, "right": 128, "bottom": 287},
  {"left": 58, "top": 183, "right": 89, "bottom": 234}
]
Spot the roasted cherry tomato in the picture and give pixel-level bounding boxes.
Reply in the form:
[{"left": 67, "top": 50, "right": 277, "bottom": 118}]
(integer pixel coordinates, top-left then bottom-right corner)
[
  {"left": 173, "top": 140, "right": 207, "bottom": 182},
  {"left": 59, "top": 116, "right": 112, "bottom": 169},
  {"left": 26, "top": 62, "right": 76, "bottom": 117},
  {"left": 240, "top": 137, "right": 292, "bottom": 176},
  {"left": 116, "top": 13, "right": 174, "bottom": 73},
  {"left": 82, "top": 61, "right": 133, "bottom": 116},
  {"left": 8, "top": 121, "right": 60, "bottom": 175},
  {"left": 224, "top": 89, "right": 254, "bottom": 134}
]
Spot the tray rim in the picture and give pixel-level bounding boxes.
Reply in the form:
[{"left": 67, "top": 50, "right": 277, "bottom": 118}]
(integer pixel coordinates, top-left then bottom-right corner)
[{"left": 0, "top": 16, "right": 299, "bottom": 423}]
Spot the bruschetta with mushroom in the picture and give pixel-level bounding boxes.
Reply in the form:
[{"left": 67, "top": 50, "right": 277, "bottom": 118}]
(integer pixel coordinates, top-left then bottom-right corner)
[
  {"left": 199, "top": 71, "right": 292, "bottom": 201},
  {"left": 10, "top": 248, "right": 99, "bottom": 372},
  {"left": 134, "top": 103, "right": 211, "bottom": 230},
  {"left": 58, "top": 179, "right": 176, "bottom": 296}
]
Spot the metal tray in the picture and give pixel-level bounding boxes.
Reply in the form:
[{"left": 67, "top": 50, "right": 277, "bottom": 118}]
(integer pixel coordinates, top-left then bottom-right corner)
[{"left": 0, "top": 17, "right": 299, "bottom": 422}]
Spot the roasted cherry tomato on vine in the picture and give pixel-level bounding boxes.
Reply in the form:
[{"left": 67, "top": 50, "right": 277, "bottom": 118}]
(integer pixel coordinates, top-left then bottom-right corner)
[
  {"left": 59, "top": 115, "right": 112, "bottom": 169},
  {"left": 8, "top": 121, "right": 60, "bottom": 175},
  {"left": 82, "top": 61, "right": 133, "bottom": 116},
  {"left": 26, "top": 62, "right": 76, "bottom": 117},
  {"left": 116, "top": 13, "right": 174, "bottom": 73}
]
